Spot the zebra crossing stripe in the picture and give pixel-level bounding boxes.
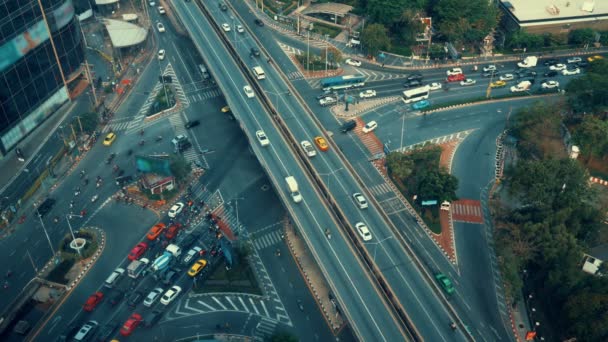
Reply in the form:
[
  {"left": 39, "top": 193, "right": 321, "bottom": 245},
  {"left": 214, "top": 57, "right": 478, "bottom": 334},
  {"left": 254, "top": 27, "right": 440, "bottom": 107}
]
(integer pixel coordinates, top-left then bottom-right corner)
[
  {"left": 211, "top": 296, "right": 227, "bottom": 310},
  {"left": 238, "top": 297, "right": 249, "bottom": 312},
  {"left": 197, "top": 300, "right": 216, "bottom": 311},
  {"left": 224, "top": 296, "right": 238, "bottom": 311},
  {"left": 249, "top": 298, "right": 260, "bottom": 315},
  {"left": 260, "top": 300, "right": 269, "bottom": 317}
]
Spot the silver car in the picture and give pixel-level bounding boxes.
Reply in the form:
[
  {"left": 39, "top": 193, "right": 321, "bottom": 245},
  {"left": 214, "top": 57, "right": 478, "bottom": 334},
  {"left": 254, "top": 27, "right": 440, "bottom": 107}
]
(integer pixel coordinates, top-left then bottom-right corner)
[
  {"left": 144, "top": 287, "right": 164, "bottom": 307},
  {"left": 352, "top": 193, "right": 368, "bottom": 209}
]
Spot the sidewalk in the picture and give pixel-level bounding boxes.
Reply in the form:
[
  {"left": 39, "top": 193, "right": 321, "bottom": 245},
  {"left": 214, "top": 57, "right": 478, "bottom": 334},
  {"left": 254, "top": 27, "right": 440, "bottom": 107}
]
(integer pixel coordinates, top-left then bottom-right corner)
[{"left": 284, "top": 220, "right": 345, "bottom": 333}]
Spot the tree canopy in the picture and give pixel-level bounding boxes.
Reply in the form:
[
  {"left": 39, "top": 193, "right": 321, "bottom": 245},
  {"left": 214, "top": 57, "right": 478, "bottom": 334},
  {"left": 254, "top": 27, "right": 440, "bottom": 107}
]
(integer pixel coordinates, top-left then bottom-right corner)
[
  {"left": 361, "top": 23, "right": 391, "bottom": 56},
  {"left": 566, "top": 59, "right": 608, "bottom": 113},
  {"left": 431, "top": 0, "right": 499, "bottom": 47}
]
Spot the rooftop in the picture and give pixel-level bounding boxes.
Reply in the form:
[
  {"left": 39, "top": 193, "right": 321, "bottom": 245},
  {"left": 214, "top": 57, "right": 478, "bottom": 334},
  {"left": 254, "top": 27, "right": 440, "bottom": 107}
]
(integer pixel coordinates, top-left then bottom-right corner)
[
  {"left": 103, "top": 19, "right": 148, "bottom": 48},
  {"left": 501, "top": 0, "right": 608, "bottom": 23}
]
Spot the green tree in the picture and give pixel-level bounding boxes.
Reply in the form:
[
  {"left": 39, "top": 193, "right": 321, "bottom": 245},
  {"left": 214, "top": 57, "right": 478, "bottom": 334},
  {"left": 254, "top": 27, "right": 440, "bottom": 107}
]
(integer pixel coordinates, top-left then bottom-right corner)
[
  {"left": 572, "top": 115, "right": 608, "bottom": 161},
  {"left": 432, "top": 0, "right": 499, "bottom": 47},
  {"left": 564, "top": 289, "right": 608, "bottom": 341},
  {"left": 365, "top": 0, "right": 410, "bottom": 27},
  {"left": 509, "top": 102, "right": 563, "bottom": 159},
  {"left": 506, "top": 30, "right": 545, "bottom": 50},
  {"left": 169, "top": 154, "right": 191, "bottom": 183},
  {"left": 566, "top": 59, "right": 608, "bottom": 113},
  {"left": 413, "top": 169, "right": 458, "bottom": 203},
  {"left": 568, "top": 28, "right": 596, "bottom": 45},
  {"left": 73, "top": 112, "right": 99, "bottom": 133},
  {"left": 361, "top": 23, "right": 391, "bottom": 56},
  {"left": 320, "top": 46, "right": 342, "bottom": 67},
  {"left": 386, "top": 152, "right": 414, "bottom": 179}
]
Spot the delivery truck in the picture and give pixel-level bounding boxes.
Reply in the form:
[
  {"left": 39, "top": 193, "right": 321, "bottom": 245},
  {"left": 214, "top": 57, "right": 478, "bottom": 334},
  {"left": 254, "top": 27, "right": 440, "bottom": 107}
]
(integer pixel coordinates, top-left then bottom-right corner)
[
  {"left": 285, "top": 176, "right": 303, "bottom": 203},
  {"left": 127, "top": 258, "right": 149, "bottom": 278},
  {"left": 517, "top": 56, "right": 538, "bottom": 68}
]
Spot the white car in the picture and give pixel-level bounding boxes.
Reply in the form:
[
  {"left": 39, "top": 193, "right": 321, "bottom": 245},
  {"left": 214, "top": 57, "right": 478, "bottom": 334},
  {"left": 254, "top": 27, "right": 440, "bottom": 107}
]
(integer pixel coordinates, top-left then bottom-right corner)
[
  {"left": 549, "top": 63, "right": 566, "bottom": 71},
  {"left": 319, "top": 97, "right": 337, "bottom": 106},
  {"left": 300, "top": 140, "right": 317, "bottom": 157},
  {"left": 483, "top": 65, "right": 497, "bottom": 72},
  {"left": 359, "top": 90, "right": 377, "bottom": 98},
  {"left": 160, "top": 285, "right": 182, "bottom": 305},
  {"left": 236, "top": 25, "right": 244, "bottom": 33},
  {"left": 156, "top": 22, "right": 165, "bottom": 33},
  {"left": 168, "top": 202, "right": 184, "bottom": 218},
  {"left": 149, "top": 1, "right": 155, "bottom": 6},
  {"left": 362, "top": 120, "right": 378, "bottom": 133},
  {"left": 158, "top": 49, "right": 165, "bottom": 60},
  {"left": 243, "top": 85, "right": 255, "bottom": 98},
  {"left": 345, "top": 58, "right": 362, "bottom": 67},
  {"left": 256, "top": 130, "right": 269, "bottom": 146},
  {"left": 221, "top": 23, "right": 231, "bottom": 32},
  {"left": 352, "top": 193, "right": 368, "bottom": 209},
  {"left": 446, "top": 68, "right": 463, "bottom": 76},
  {"left": 428, "top": 82, "right": 442, "bottom": 90},
  {"left": 183, "top": 246, "right": 202, "bottom": 265},
  {"left": 355, "top": 222, "right": 372, "bottom": 241},
  {"left": 144, "top": 288, "right": 164, "bottom": 307},
  {"left": 158, "top": 6, "right": 165, "bottom": 14},
  {"left": 460, "top": 78, "right": 476, "bottom": 86},
  {"left": 541, "top": 80, "right": 559, "bottom": 89},
  {"left": 562, "top": 68, "right": 581, "bottom": 75},
  {"left": 567, "top": 57, "right": 582, "bottom": 64},
  {"left": 499, "top": 74, "right": 514, "bottom": 81}
]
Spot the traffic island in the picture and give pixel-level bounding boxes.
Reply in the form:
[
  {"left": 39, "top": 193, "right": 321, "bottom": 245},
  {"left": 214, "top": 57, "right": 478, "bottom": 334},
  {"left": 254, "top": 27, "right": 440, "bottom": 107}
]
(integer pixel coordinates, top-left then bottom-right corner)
[{"left": 283, "top": 220, "right": 345, "bottom": 333}]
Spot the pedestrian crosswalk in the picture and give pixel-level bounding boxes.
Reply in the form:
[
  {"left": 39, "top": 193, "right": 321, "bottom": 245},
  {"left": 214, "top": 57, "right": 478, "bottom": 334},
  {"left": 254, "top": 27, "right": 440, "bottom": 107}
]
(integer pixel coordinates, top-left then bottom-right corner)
[
  {"left": 252, "top": 230, "right": 283, "bottom": 250},
  {"left": 187, "top": 88, "right": 222, "bottom": 103},
  {"left": 255, "top": 317, "right": 279, "bottom": 339},
  {"left": 285, "top": 70, "right": 305, "bottom": 81},
  {"left": 367, "top": 183, "right": 393, "bottom": 197},
  {"left": 394, "top": 130, "right": 473, "bottom": 153},
  {"left": 353, "top": 117, "right": 384, "bottom": 155}
]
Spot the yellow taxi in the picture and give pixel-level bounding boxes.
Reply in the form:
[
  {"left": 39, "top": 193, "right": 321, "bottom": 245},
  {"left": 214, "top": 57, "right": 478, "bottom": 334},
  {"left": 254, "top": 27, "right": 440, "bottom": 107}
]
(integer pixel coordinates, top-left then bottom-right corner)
[
  {"left": 188, "top": 259, "right": 207, "bottom": 277},
  {"left": 221, "top": 106, "right": 230, "bottom": 113},
  {"left": 103, "top": 132, "right": 117, "bottom": 146},
  {"left": 587, "top": 55, "right": 604, "bottom": 62},
  {"left": 490, "top": 80, "right": 506, "bottom": 88},
  {"left": 314, "top": 136, "right": 329, "bottom": 152}
]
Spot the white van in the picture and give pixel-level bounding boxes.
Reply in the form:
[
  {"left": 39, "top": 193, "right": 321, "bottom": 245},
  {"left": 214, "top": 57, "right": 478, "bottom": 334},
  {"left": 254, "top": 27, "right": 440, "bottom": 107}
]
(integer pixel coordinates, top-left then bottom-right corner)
[
  {"left": 252, "top": 66, "right": 265, "bottom": 80},
  {"left": 104, "top": 267, "right": 125, "bottom": 288},
  {"left": 285, "top": 176, "right": 302, "bottom": 203}
]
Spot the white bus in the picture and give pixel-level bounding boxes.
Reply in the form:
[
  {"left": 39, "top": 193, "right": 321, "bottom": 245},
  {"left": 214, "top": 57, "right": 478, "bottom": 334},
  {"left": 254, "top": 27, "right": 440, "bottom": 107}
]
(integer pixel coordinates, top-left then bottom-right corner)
[{"left": 402, "top": 85, "right": 430, "bottom": 104}]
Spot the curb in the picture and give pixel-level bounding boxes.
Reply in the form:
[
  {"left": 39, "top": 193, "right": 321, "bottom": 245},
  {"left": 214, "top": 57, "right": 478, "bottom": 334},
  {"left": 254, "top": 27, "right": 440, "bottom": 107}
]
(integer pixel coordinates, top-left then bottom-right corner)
[
  {"left": 330, "top": 96, "right": 400, "bottom": 118},
  {"left": 65, "top": 227, "right": 106, "bottom": 291},
  {"left": 420, "top": 94, "right": 557, "bottom": 115}
]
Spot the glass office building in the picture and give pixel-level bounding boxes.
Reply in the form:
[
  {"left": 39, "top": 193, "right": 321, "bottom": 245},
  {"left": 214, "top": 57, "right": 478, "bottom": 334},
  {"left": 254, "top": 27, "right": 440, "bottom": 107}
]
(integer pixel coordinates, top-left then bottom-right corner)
[{"left": 0, "top": 0, "right": 84, "bottom": 156}]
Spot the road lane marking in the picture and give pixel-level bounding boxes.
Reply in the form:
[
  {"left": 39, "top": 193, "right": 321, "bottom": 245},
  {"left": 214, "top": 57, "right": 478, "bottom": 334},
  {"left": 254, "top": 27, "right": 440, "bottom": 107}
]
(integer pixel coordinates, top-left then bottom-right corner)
[{"left": 211, "top": 296, "right": 227, "bottom": 310}]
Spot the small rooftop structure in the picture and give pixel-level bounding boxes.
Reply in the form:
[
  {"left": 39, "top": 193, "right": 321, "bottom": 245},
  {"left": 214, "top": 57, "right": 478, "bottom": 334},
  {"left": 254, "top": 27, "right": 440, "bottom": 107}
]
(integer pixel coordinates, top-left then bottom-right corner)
[{"left": 103, "top": 18, "right": 148, "bottom": 48}]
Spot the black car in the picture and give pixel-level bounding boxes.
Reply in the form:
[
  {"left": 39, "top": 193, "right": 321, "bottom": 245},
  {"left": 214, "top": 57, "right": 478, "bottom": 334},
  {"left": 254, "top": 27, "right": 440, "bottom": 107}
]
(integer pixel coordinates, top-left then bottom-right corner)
[
  {"left": 517, "top": 70, "right": 537, "bottom": 78},
  {"left": 250, "top": 47, "right": 260, "bottom": 57},
  {"left": 406, "top": 73, "right": 423, "bottom": 81},
  {"left": 97, "top": 320, "right": 119, "bottom": 341},
  {"left": 316, "top": 90, "right": 333, "bottom": 100},
  {"left": 254, "top": 19, "right": 264, "bottom": 27},
  {"left": 185, "top": 120, "right": 200, "bottom": 129},
  {"left": 115, "top": 175, "right": 133, "bottom": 186},
  {"left": 340, "top": 120, "right": 357, "bottom": 133},
  {"left": 108, "top": 289, "right": 125, "bottom": 306},
  {"left": 576, "top": 61, "right": 589, "bottom": 68},
  {"left": 544, "top": 70, "right": 558, "bottom": 77},
  {"left": 37, "top": 198, "right": 56, "bottom": 217},
  {"left": 543, "top": 58, "right": 558, "bottom": 66},
  {"left": 179, "top": 233, "right": 200, "bottom": 250},
  {"left": 218, "top": 2, "right": 227, "bottom": 11},
  {"left": 143, "top": 310, "right": 164, "bottom": 328},
  {"left": 127, "top": 291, "right": 143, "bottom": 307},
  {"left": 403, "top": 80, "right": 422, "bottom": 88}
]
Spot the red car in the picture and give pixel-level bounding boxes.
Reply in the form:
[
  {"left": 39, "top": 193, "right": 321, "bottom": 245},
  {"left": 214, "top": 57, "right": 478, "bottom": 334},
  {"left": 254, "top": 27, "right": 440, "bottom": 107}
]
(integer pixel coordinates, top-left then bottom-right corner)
[
  {"left": 128, "top": 242, "right": 148, "bottom": 261},
  {"left": 120, "top": 313, "right": 142, "bottom": 336},
  {"left": 83, "top": 291, "right": 104, "bottom": 312},
  {"left": 165, "top": 223, "right": 182, "bottom": 240},
  {"left": 446, "top": 73, "right": 465, "bottom": 82}
]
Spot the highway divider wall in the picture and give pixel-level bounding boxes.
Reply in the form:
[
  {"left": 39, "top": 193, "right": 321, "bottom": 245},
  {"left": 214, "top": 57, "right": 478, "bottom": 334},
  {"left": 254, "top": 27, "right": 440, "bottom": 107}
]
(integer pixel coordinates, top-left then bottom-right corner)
[{"left": 196, "top": 1, "right": 419, "bottom": 340}]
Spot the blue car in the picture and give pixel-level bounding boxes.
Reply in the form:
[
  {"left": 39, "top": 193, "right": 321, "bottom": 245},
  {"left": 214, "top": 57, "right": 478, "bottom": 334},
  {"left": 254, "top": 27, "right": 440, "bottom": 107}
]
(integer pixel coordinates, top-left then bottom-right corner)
[{"left": 412, "top": 100, "right": 430, "bottom": 110}]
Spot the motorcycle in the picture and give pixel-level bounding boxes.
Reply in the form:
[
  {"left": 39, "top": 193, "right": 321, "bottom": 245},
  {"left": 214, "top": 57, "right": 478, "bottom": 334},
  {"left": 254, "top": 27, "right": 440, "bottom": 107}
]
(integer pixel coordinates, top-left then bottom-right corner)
[
  {"left": 127, "top": 149, "right": 133, "bottom": 156},
  {"left": 70, "top": 201, "right": 74, "bottom": 208},
  {"left": 139, "top": 140, "right": 145, "bottom": 146},
  {"left": 155, "top": 136, "right": 163, "bottom": 142},
  {"left": 325, "top": 228, "right": 332, "bottom": 239},
  {"left": 91, "top": 195, "right": 99, "bottom": 203},
  {"left": 297, "top": 299, "right": 304, "bottom": 311},
  {"left": 96, "top": 181, "right": 102, "bottom": 188}
]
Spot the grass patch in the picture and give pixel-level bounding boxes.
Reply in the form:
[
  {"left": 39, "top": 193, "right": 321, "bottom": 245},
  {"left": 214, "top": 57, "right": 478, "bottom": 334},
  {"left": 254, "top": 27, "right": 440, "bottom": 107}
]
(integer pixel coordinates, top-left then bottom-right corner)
[
  {"left": 310, "top": 23, "right": 341, "bottom": 38},
  {"left": 295, "top": 54, "right": 339, "bottom": 72},
  {"left": 422, "top": 90, "right": 558, "bottom": 113}
]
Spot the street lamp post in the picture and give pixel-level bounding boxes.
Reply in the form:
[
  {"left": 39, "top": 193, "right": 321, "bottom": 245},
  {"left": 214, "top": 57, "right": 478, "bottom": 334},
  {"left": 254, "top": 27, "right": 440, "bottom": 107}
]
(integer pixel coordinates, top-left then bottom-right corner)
[
  {"left": 36, "top": 209, "right": 56, "bottom": 256},
  {"left": 399, "top": 109, "right": 406, "bottom": 151},
  {"left": 66, "top": 214, "right": 83, "bottom": 257}
]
